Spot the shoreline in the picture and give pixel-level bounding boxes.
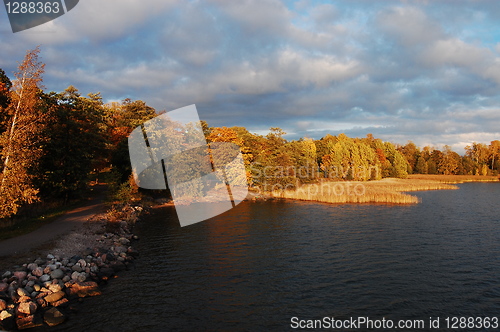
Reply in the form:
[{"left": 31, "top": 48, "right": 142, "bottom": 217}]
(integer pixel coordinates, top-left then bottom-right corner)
[{"left": 0, "top": 203, "right": 144, "bottom": 330}]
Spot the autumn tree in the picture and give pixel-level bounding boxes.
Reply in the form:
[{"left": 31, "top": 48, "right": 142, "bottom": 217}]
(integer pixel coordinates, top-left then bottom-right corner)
[
  {"left": 34, "top": 87, "right": 109, "bottom": 200},
  {"left": 489, "top": 140, "right": 500, "bottom": 174},
  {"left": 465, "top": 143, "right": 489, "bottom": 175},
  {"left": 0, "top": 47, "right": 45, "bottom": 218},
  {"left": 438, "top": 145, "right": 460, "bottom": 175},
  {"left": 415, "top": 156, "right": 428, "bottom": 174},
  {"left": 108, "top": 99, "right": 157, "bottom": 182},
  {"left": 398, "top": 141, "right": 420, "bottom": 174},
  {"left": 0, "top": 69, "right": 13, "bottom": 138}
]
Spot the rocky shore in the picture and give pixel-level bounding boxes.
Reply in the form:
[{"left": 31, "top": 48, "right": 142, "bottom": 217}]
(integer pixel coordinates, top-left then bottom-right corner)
[{"left": 0, "top": 203, "right": 143, "bottom": 330}]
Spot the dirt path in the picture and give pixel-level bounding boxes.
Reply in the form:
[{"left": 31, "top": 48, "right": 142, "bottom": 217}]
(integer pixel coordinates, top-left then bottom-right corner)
[{"left": 0, "top": 185, "right": 107, "bottom": 259}]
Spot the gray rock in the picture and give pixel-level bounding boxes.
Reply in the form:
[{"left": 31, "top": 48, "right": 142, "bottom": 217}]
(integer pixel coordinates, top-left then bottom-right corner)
[
  {"left": 1, "top": 272, "right": 11, "bottom": 279},
  {"left": 62, "top": 276, "right": 70, "bottom": 283},
  {"left": 34, "top": 258, "right": 45, "bottom": 265},
  {"left": 26, "top": 263, "right": 38, "bottom": 271},
  {"left": 71, "top": 264, "right": 83, "bottom": 273},
  {"left": 50, "top": 269, "right": 64, "bottom": 280},
  {"left": 39, "top": 274, "right": 51, "bottom": 283},
  {"left": 114, "top": 246, "right": 127, "bottom": 254},
  {"left": 78, "top": 259, "right": 87, "bottom": 268},
  {"left": 47, "top": 254, "right": 55, "bottom": 260},
  {"left": 119, "top": 237, "right": 130, "bottom": 245},
  {"left": 71, "top": 272, "right": 86, "bottom": 283}
]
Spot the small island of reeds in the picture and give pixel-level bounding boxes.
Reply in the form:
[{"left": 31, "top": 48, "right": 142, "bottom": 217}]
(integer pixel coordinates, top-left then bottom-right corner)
[{"left": 270, "top": 175, "right": 499, "bottom": 205}]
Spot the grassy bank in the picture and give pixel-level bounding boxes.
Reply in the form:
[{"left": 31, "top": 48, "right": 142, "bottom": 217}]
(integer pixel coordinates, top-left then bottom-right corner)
[{"left": 270, "top": 178, "right": 460, "bottom": 204}]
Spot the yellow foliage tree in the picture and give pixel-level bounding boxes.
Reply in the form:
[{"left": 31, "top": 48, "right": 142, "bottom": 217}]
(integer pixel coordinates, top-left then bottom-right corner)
[{"left": 0, "top": 47, "right": 46, "bottom": 219}]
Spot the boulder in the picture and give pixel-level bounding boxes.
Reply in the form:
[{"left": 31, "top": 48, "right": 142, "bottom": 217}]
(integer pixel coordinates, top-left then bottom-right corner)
[
  {"left": 0, "top": 310, "right": 12, "bottom": 320},
  {"left": 17, "top": 296, "right": 31, "bottom": 303},
  {"left": 0, "top": 310, "right": 14, "bottom": 331},
  {"left": 26, "top": 263, "right": 38, "bottom": 271},
  {"left": 78, "top": 259, "right": 87, "bottom": 268},
  {"left": 51, "top": 297, "right": 69, "bottom": 307},
  {"left": 17, "top": 301, "right": 37, "bottom": 315},
  {"left": 119, "top": 237, "right": 130, "bottom": 245},
  {"left": 114, "top": 246, "right": 127, "bottom": 254},
  {"left": 34, "top": 258, "right": 45, "bottom": 265},
  {"left": 44, "top": 291, "right": 65, "bottom": 303},
  {"left": 71, "top": 264, "right": 83, "bottom": 273},
  {"left": 36, "top": 298, "right": 48, "bottom": 308},
  {"left": 16, "top": 288, "right": 30, "bottom": 297},
  {"left": 44, "top": 307, "right": 66, "bottom": 327},
  {"left": 16, "top": 314, "right": 43, "bottom": 329},
  {"left": 71, "top": 272, "right": 86, "bottom": 283},
  {"left": 68, "top": 282, "right": 101, "bottom": 298},
  {"left": 48, "top": 283, "right": 62, "bottom": 293},
  {"left": 50, "top": 269, "right": 64, "bottom": 280},
  {"left": 0, "top": 299, "right": 6, "bottom": 311},
  {"left": 32, "top": 267, "right": 44, "bottom": 277},
  {"left": 39, "top": 274, "right": 51, "bottom": 283},
  {"left": 13, "top": 271, "right": 27, "bottom": 281}
]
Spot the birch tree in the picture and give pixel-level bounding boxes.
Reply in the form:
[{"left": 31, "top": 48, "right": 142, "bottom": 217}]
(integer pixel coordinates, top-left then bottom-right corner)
[{"left": 0, "top": 47, "right": 45, "bottom": 218}]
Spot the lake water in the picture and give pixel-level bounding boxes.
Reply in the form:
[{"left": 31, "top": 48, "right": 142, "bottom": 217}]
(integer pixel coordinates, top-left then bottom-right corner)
[{"left": 50, "top": 182, "right": 500, "bottom": 331}]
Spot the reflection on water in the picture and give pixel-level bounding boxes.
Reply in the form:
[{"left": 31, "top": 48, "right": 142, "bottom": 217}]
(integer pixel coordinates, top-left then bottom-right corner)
[{"left": 49, "top": 183, "right": 500, "bottom": 331}]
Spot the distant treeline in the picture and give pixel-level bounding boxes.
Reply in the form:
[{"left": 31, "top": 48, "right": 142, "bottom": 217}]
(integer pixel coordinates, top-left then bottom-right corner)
[
  {"left": 0, "top": 48, "right": 498, "bottom": 219},
  {"left": 204, "top": 127, "right": 500, "bottom": 191}
]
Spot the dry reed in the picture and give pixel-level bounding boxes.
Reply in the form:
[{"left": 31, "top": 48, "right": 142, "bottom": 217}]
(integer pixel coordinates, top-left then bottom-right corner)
[
  {"left": 408, "top": 174, "right": 499, "bottom": 184},
  {"left": 270, "top": 178, "right": 459, "bottom": 205}
]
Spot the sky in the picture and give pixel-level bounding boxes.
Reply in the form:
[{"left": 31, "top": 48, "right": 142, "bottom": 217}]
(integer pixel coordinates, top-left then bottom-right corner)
[{"left": 1, "top": 0, "right": 500, "bottom": 152}]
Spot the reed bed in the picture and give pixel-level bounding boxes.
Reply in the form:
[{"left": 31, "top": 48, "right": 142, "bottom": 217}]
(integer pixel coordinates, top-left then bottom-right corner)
[
  {"left": 408, "top": 174, "right": 499, "bottom": 184},
  {"left": 270, "top": 178, "right": 459, "bottom": 205}
]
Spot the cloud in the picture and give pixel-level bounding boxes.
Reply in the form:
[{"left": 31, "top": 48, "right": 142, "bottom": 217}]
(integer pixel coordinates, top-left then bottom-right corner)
[{"left": 1, "top": 0, "right": 499, "bottom": 152}]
